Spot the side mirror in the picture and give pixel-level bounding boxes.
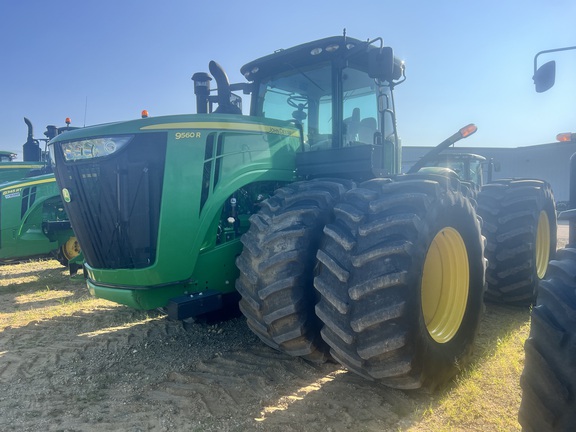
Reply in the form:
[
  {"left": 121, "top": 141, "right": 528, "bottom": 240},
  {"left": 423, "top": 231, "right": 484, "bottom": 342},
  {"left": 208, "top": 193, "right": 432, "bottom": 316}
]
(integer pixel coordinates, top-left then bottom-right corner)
[
  {"left": 368, "top": 47, "right": 394, "bottom": 81},
  {"left": 533, "top": 60, "right": 556, "bottom": 93}
]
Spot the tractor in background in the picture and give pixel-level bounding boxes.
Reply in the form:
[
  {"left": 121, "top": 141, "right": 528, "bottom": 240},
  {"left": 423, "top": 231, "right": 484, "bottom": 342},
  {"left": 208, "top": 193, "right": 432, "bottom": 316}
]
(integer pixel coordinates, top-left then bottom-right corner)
[
  {"left": 0, "top": 118, "right": 46, "bottom": 183},
  {"left": 0, "top": 149, "right": 45, "bottom": 183},
  {"left": 519, "top": 45, "right": 576, "bottom": 431},
  {"left": 410, "top": 144, "right": 556, "bottom": 306},
  {"left": 412, "top": 152, "right": 487, "bottom": 192},
  {"left": 49, "top": 34, "right": 554, "bottom": 390},
  {"left": 0, "top": 118, "right": 82, "bottom": 270}
]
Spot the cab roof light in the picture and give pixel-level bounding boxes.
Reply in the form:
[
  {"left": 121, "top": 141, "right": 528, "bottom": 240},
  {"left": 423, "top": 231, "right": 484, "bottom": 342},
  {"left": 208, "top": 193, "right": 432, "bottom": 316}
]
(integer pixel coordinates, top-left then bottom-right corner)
[
  {"left": 141, "top": 110, "right": 149, "bottom": 118},
  {"left": 65, "top": 117, "right": 71, "bottom": 125}
]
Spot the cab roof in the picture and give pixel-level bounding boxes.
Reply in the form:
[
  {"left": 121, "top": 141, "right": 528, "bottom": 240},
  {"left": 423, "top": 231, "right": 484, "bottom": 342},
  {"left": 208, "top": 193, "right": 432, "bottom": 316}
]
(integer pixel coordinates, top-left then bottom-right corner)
[{"left": 240, "top": 35, "right": 403, "bottom": 82}]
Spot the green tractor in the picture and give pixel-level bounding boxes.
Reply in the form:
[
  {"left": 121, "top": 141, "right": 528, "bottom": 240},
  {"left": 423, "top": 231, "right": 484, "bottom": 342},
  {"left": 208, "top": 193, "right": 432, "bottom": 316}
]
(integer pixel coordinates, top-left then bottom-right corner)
[
  {"left": 49, "top": 34, "right": 554, "bottom": 390},
  {"left": 519, "top": 46, "right": 576, "bottom": 431},
  {"left": 410, "top": 151, "right": 499, "bottom": 194},
  {"left": 412, "top": 152, "right": 487, "bottom": 188},
  {"left": 0, "top": 118, "right": 82, "bottom": 269},
  {"left": 0, "top": 150, "right": 45, "bottom": 184}
]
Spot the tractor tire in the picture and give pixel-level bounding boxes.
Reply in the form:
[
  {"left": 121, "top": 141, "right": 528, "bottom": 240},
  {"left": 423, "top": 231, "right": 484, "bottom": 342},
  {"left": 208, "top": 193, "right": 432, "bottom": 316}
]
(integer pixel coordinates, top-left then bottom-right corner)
[
  {"left": 477, "top": 179, "right": 557, "bottom": 305},
  {"left": 56, "top": 236, "right": 81, "bottom": 267},
  {"left": 314, "top": 174, "right": 486, "bottom": 389},
  {"left": 518, "top": 247, "right": 576, "bottom": 432},
  {"left": 457, "top": 179, "right": 480, "bottom": 207},
  {"left": 236, "top": 179, "right": 354, "bottom": 363}
]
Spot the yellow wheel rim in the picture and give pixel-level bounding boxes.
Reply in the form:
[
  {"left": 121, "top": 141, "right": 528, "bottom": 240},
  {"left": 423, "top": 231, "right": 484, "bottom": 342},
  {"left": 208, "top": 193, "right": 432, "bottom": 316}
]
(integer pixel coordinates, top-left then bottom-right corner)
[
  {"left": 62, "top": 237, "right": 81, "bottom": 260},
  {"left": 421, "top": 227, "right": 469, "bottom": 344},
  {"left": 535, "top": 210, "right": 551, "bottom": 279}
]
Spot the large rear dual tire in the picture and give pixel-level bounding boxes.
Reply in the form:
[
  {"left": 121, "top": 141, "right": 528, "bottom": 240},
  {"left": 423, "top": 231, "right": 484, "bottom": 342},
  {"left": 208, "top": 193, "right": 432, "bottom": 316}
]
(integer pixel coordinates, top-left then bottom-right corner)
[
  {"left": 477, "top": 179, "right": 557, "bottom": 305},
  {"left": 518, "top": 248, "right": 576, "bottom": 431},
  {"left": 237, "top": 175, "right": 486, "bottom": 390},
  {"left": 313, "top": 175, "right": 486, "bottom": 389},
  {"left": 235, "top": 179, "right": 353, "bottom": 363},
  {"left": 236, "top": 175, "right": 560, "bottom": 398}
]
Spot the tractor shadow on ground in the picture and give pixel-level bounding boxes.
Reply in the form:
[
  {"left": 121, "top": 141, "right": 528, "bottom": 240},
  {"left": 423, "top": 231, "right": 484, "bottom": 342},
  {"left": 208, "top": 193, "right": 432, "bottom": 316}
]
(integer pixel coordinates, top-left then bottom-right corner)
[
  {"left": 0, "top": 261, "right": 74, "bottom": 287},
  {"left": 0, "top": 265, "right": 87, "bottom": 314},
  {"left": 474, "top": 303, "right": 531, "bottom": 358}
]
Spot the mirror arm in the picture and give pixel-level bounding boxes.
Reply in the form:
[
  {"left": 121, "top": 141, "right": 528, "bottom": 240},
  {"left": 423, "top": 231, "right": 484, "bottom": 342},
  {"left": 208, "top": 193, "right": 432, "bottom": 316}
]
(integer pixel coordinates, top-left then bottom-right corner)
[{"left": 534, "top": 45, "right": 576, "bottom": 74}]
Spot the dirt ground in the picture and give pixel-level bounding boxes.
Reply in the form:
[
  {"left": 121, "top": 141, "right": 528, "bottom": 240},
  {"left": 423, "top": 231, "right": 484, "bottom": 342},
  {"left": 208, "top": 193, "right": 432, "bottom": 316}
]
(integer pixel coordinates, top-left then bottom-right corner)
[
  {"left": 0, "top": 223, "right": 568, "bottom": 432},
  {"left": 0, "top": 265, "right": 429, "bottom": 432}
]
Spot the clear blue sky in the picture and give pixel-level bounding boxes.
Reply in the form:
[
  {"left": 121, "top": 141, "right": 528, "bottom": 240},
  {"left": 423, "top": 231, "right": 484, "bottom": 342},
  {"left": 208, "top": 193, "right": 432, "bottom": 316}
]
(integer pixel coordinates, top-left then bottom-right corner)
[{"left": 1, "top": 0, "right": 575, "bottom": 159}]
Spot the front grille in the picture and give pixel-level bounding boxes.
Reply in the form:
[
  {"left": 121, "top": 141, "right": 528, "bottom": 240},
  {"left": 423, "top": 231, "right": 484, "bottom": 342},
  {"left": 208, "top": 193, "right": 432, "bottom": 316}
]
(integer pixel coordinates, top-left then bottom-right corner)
[{"left": 54, "top": 133, "right": 167, "bottom": 269}]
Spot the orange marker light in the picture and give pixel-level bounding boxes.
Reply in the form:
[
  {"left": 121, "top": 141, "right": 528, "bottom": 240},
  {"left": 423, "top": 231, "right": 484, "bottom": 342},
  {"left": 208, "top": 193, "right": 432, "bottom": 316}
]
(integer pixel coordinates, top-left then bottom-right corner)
[
  {"left": 65, "top": 117, "right": 71, "bottom": 125},
  {"left": 459, "top": 124, "right": 477, "bottom": 138},
  {"left": 141, "top": 110, "right": 149, "bottom": 118},
  {"left": 556, "top": 132, "right": 574, "bottom": 142}
]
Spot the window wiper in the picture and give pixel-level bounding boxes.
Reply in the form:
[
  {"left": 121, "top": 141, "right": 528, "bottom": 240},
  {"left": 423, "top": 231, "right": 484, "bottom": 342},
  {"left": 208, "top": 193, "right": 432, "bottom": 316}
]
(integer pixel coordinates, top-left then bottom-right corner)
[{"left": 285, "top": 62, "right": 325, "bottom": 92}]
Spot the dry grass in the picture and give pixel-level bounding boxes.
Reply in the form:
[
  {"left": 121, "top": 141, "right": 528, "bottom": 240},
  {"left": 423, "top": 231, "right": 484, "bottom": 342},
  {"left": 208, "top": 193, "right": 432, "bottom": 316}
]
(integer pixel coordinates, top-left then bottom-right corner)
[
  {"left": 0, "top": 259, "right": 118, "bottom": 331},
  {"left": 407, "top": 307, "right": 529, "bottom": 431}
]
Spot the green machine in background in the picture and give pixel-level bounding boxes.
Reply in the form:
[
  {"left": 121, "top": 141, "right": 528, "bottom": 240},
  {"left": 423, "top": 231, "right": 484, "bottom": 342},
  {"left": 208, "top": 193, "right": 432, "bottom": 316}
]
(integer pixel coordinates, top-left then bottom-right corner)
[
  {"left": 0, "top": 150, "right": 44, "bottom": 184},
  {"left": 0, "top": 118, "right": 45, "bottom": 183},
  {"left": 0, "top": 118, "right": 82, "bottom": 269}
]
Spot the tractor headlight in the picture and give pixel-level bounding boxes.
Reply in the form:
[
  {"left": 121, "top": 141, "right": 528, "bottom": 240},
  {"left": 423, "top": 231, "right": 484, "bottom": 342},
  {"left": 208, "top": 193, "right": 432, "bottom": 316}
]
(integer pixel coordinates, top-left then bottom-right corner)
[{"left": 61, "top": 135, "right": 133, "bottom": 161}]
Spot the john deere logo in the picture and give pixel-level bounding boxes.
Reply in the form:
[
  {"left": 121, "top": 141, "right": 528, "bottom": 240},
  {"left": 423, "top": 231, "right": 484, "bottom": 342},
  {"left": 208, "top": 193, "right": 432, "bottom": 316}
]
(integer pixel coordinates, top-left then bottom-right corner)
[{"left": 62, "top": 188, "right": 71, "bottom": 203}]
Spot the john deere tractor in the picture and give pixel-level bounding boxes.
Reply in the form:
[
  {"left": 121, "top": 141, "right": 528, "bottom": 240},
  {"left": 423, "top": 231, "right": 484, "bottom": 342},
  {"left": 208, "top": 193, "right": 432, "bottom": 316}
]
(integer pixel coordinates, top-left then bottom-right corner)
[
  {"left": 0, "top": 118, "right": 82, "bottom": 269},
  {"left": 48, "top": 34, "right": 554, "bottom": 390},
  {"left": 519, "top": 46, "right": 576, "bottom": 432}
]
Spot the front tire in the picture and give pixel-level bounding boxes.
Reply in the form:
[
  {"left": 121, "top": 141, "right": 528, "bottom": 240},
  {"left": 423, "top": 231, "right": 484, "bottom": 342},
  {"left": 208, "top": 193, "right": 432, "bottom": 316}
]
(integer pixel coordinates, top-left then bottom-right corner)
[
  {"left": 56, "top": 236, "right": 81, "bottom": 266},
  {"left": 477, "top": 179, "right": 557, "bottom": 305},
  {"left": 519, "top": 247, "right": 576, "bottom": 431},
  {"left": 314, "top": 175, "right": 486, "bottom": 389},
  {"left": 236, "top": 179, "right": 353, "bottom": 363}
]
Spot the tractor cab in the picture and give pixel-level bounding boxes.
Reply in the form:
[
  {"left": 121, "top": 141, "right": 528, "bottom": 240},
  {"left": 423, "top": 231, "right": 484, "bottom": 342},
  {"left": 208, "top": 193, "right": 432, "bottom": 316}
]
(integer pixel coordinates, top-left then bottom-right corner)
[
  {"left": 417, "top": 152, "right": 487, "bottom": 187},
  {"left": 248, "top": 37, "right": 406, "bottom": 180},
  {"left": 0, "top": 151, "right": 17, "bottom": 162},
  {"left": 195, "top": 35, "right": 406, "bottom": 180},
  {"left": 243, "top": 37, "right": 403, "bottom": 148}
]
